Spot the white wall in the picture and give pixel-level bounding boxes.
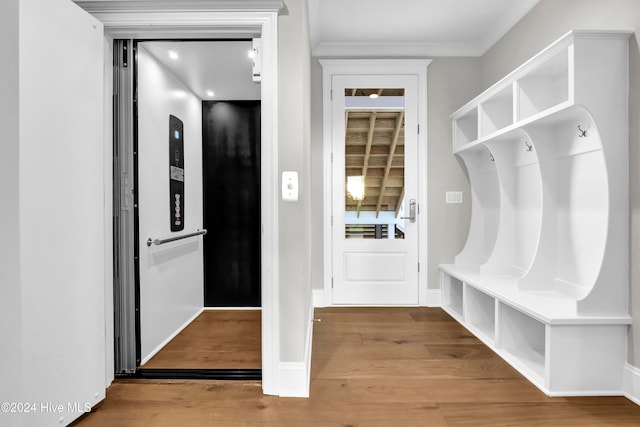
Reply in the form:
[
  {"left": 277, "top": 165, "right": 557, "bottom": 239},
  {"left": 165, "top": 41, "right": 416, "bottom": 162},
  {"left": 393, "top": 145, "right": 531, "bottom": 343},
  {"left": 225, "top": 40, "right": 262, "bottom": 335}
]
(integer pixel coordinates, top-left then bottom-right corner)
[
  {"left": 0, "top": 0, "right": 107, "bottom": 425},
  {"left": 137, "top": 45, "right": 204, "bottom": 363},
  {"left": 426, "top": 58, "right": 479, "bottom": 289},
  {"left": 278, "top": 0, "right": 313, "bottom": 363},
  {"left": 0, "top": 1, "right": 23, "bottom": 426},
  {"left": 478, "top": 0, "right": 640, "bottom": 373}
]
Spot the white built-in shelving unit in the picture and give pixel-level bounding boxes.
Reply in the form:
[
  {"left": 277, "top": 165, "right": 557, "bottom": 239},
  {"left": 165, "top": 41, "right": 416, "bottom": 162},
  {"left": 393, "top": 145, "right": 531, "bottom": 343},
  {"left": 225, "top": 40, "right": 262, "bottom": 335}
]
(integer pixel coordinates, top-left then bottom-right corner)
[{"left": 440, "top": 30, "right": 632, "bottom": 396}]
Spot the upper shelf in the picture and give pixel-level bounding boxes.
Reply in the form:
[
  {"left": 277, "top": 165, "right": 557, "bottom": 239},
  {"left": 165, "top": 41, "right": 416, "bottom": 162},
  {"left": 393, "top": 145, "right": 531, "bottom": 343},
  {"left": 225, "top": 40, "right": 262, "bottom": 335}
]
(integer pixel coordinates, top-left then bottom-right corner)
[{"left": 451, "top": 30, "right": 632, "bottom": 153}]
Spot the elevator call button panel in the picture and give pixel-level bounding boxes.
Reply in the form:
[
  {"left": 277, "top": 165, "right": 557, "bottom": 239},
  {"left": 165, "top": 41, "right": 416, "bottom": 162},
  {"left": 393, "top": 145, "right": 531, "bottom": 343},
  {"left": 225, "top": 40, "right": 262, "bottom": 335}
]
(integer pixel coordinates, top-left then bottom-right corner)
[{"left": 169, "top": 115, "right": 184, "bottom": 231}]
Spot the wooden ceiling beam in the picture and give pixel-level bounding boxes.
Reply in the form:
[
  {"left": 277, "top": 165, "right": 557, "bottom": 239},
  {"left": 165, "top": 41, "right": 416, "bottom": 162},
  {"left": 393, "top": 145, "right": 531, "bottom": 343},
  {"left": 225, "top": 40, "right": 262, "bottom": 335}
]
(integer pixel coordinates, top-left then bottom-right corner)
[
  {"left": 395, "top": 185, "right": 405, "bottom": 217},
  {"left": 357, "top": 112, "right": 377, "bottom": 218},
  {"left": 362, "top": 111, "right": 377, "bottom": 175},
  {"left": 344, "top": 110, "right": 349, "bottom": 139},
  {"left": 374, "top": 111, "right": 404, "bottom": 217}
]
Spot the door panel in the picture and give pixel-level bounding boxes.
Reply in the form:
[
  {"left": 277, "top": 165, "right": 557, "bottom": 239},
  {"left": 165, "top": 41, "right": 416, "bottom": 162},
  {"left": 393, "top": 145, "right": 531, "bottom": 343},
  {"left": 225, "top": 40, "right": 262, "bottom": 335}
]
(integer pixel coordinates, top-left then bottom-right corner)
[
  {"left": 332, "top": 76, "right": 419, "bottom": 305},
  {"left": 202, "top": 101, "right": 261, "bottom": 307},
  {"left": 18, "top": 0, "right": 106, "bottom": 423},
  {"left": 344, "top": 253, "right": 406, "bottom": 281}
]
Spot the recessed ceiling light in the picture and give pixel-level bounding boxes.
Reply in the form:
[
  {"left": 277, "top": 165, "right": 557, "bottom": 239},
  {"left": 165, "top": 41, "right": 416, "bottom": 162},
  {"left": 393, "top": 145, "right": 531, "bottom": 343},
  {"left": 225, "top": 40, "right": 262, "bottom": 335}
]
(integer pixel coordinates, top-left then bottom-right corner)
[
  {"left": 248, "top": 49, "right": 256, "bottom": 59},
  {"left": 206, "top": 90, "right": 214, "bottom": 97},
  {"left": 168, "top": 50, "right": 179, "bottom": 60},
  {"left": 369, "top": 93, "right": 379, "bottom": 99}
]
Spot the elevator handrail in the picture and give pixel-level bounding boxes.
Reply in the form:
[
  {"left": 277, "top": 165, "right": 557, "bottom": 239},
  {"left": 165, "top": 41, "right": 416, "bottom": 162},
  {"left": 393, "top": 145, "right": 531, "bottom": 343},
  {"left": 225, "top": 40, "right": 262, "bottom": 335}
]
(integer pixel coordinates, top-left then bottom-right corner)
[{"left": 146, "top": 229, "right": 207, "bottom": 247}]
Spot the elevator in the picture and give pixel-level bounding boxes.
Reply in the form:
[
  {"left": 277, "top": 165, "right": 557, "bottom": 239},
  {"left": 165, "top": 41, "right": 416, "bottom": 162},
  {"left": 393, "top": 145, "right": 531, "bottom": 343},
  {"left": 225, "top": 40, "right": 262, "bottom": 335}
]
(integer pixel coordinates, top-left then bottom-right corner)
[{"left": 113, "top": 39, "right": 262, "bottom": 378}]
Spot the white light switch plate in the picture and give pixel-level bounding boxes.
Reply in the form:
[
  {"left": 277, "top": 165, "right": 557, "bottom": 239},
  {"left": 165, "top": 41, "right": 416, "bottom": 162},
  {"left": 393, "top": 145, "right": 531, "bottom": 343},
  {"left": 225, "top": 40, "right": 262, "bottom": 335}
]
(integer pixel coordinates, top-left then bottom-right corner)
[
  {"left": 282, "top": 171, "right": 298, "bottom": 202},
  {"left": 446, "top": 191, "right": 463, "bottom": 204}
]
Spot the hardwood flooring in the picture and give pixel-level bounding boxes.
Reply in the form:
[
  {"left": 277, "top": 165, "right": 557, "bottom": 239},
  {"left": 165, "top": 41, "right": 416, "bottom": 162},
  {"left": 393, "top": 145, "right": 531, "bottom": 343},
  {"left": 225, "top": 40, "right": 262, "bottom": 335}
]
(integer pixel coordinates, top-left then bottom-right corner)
[
  {"left": 141, "top": 310, "right": 261, "bottom": 369},
  {"left": 75, "top": 307, "right": 640, "bottom": 426}
]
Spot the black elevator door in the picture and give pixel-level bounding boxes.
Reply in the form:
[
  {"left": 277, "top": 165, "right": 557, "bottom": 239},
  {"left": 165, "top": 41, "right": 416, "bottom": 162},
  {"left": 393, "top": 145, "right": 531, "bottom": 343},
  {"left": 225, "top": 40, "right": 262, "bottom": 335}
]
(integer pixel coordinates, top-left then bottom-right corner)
[{"left": 202, "top": 101, "right": 261, "bottom": 307}]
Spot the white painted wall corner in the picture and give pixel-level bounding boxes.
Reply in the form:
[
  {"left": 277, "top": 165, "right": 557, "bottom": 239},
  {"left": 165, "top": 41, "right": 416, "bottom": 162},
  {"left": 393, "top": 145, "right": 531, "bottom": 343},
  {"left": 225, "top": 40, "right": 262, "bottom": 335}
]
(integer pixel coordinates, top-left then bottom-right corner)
[
  {"left": 278, "top": 298, "right": 314, "bottom": 398},
  {"left": 312, "top": 288, "right": 325, "bottom": 307},
  {"left": 140, "top": 308, "right": 203, "bottom": 365},
  {"left": 425, "top": 288, "right": 441, "bottom": 307},
  {"left": 624, "top": 363, "right": 640, "bottom": 406}
]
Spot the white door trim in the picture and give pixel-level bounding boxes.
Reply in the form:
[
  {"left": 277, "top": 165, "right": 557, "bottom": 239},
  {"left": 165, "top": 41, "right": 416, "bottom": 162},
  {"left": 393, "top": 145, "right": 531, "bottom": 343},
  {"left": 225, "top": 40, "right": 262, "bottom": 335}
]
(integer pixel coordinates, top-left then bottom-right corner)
[
  {"left": 320, "top": 59, "right": 432, "bottom": 307},
  {"left": 76, "top": 2, "right": 282, "bottom": 396}
]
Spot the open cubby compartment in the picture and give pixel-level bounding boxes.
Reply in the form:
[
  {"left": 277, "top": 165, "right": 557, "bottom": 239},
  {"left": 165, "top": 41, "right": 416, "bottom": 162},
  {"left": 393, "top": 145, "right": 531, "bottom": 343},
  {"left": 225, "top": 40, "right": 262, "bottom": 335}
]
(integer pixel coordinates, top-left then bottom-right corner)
[
  {"left": 515, "top": 44, "right": 570, "bottom": 123},
  {"left": 453, "top": 144, "right": 500, "bottom": 267},
  {"left": 480, "top": 130, "right": 542, "bottom": 277},
  {"left": 497, "top": 302, "right": 546, "bottom": 383},
  {"left": 519, "top": 107, "right": 607, "bottom": 302},
  {"left": 572, "top": 31, "right": 632, "bottom": 111},
  {"left": 479, "top": 84, "right": 514, "bottom": 137},
  {"left": 464, "top": 285, "right": 496, "bottom": 344},
  {"left": 441, "top": 271, "right": 464, "bottom": 321},
  {"left": 452, "top": 106, "right": 479, "bottom": 149}
]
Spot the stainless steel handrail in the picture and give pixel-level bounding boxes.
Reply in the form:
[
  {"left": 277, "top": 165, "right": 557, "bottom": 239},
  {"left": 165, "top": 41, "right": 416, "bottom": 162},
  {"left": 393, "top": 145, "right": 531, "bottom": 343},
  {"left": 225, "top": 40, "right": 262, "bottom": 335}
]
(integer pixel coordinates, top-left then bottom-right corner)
[{"left": 146, "top": 229, "right": 207, "bottom": 247}]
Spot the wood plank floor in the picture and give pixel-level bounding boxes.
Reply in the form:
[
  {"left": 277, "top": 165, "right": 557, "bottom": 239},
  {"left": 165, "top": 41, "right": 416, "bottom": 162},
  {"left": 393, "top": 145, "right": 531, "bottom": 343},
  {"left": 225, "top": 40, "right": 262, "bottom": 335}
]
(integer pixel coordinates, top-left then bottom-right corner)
[
  {"left": 75, "top": 307, "right": 640, "bottom": 426},
  {"left": 141, "top": 310, "right": 261, "bottom": 369}
]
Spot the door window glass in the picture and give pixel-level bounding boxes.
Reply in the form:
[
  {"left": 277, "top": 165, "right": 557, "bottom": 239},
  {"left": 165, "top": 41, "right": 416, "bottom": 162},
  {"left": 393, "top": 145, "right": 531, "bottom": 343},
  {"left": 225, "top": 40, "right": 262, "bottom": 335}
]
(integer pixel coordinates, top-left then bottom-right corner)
[{"left": 344, "top": 88, "right": 406, "bottom": 239}]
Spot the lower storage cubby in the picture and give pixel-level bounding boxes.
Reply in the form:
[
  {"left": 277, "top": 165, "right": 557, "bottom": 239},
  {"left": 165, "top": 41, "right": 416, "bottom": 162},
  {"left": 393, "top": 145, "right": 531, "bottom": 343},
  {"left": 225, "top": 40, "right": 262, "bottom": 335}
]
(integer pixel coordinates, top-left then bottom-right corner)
[
  {"left": 465, "top": 286, "right": 495, "bottom": 344},
  {"left": 497, "top": 302, "right": 546, "bottom": 382},
  {"left": 439, "top": 266, "right": 630, "bottom": 395},
  {"left": 441, "top": 272, "right": 463, "bottom": 321}
]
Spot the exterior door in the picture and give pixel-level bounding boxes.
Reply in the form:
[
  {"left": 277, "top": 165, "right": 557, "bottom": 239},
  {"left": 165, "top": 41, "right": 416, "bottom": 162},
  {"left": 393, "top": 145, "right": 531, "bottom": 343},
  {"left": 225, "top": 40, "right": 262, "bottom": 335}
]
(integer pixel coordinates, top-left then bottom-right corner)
[{"left": 332, "top": 75, "right": 420, "bottom": 305}]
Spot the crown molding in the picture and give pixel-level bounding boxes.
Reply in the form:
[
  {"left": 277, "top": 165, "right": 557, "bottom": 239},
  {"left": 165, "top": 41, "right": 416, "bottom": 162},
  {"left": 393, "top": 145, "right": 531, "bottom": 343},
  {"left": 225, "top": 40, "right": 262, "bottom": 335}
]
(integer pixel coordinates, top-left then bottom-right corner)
[
  {"left": 313, "top": 41, "right": 483, "bottom": 58},
  {"left": 74, "top": 0, "right": 287, "bottom": 14}
]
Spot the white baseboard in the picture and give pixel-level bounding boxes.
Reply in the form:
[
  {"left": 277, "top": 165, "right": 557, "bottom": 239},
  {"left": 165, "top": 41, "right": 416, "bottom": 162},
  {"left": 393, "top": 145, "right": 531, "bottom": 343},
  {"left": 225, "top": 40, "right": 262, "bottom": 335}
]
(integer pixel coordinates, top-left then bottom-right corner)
[
  {"left": 315, "top": 288, "right": 442, "bottom": 308},
  {"left": 312, "top": 288, "right": 325, "bottom": 307},
  {"left": 278, "top": 298, "right": 314, "bottom": 398},
  {"left": 140, "top": 308, "right": 203, "bottom": 365},
  {"left": 278, "top": 362, "right": 308, "bottom": 397},
  {"left": 425, "top": 288, "right": 441, "bottom": 307},
  {"left": 624, "top": 363, "right": 640, "bottom": 406}
]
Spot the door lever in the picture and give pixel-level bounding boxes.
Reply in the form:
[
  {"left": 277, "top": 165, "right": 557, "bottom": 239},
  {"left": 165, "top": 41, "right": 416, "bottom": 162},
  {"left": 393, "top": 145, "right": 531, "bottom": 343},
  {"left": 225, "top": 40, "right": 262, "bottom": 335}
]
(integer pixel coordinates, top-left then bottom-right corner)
[{"left": 400, "top": 199, "right": 417, "bottom": 223}]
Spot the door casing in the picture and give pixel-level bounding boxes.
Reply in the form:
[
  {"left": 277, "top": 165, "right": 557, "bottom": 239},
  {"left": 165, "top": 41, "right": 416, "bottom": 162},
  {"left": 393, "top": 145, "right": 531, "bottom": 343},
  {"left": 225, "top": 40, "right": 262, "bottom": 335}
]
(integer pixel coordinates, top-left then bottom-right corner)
[
  {"left": 78, "top": 2, "right": 282, "bottom": 396},
  {"left": 320, "top": 59, "right": 432, "bottom": 307}
]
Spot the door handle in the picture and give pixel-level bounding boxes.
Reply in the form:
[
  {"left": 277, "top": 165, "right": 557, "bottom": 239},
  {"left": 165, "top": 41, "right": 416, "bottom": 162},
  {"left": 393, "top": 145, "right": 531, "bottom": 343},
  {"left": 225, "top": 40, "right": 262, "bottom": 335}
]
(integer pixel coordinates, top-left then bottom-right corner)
[{"left": 400, "top": 199, "right": 416, "bottom": 223}]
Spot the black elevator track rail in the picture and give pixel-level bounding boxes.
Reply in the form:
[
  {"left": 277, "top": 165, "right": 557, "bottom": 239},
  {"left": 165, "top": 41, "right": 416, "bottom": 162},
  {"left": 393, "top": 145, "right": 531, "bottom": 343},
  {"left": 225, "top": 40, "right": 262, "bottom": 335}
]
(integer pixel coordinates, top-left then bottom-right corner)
[{"left": 119, "top": 368, "right": 262, "bottom": 381}]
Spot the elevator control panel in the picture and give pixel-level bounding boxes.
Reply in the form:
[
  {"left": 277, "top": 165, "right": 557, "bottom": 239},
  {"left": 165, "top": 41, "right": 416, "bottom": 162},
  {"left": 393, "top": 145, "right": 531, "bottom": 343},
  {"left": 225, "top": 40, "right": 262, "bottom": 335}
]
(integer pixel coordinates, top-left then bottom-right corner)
[{"left": 169, "top": 115, "right": 185, "bottom": 231}]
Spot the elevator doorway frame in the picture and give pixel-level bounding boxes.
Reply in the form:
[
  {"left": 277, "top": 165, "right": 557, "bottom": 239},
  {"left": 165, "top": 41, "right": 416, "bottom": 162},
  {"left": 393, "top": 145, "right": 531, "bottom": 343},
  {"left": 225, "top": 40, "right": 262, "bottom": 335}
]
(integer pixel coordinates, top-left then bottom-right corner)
[{"left": 85, "top": 3, "right": 282, "bottom": 396}]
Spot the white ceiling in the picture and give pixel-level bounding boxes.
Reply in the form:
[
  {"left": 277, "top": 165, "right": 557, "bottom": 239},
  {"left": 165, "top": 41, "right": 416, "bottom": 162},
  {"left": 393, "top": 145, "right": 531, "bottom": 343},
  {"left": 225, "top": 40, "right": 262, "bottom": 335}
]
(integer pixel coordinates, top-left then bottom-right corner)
[
  {"left": 139, "top": 1, "right": 540, "bottom": 97},
  {"left": 141, "top": 41, "right": 261, "bottom": 101},
  {"left": 308, "top": 0, "right": 540, "bottom": 57}
]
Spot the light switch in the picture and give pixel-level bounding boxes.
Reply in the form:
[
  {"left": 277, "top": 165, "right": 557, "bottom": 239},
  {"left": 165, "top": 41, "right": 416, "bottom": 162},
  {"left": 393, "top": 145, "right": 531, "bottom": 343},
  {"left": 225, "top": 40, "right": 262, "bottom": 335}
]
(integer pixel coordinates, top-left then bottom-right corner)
[
  {"left": 282, "top": 171, "right": 298, "bottom": 202},
  {"left": 446, "top": 191, "right": 463, "bottom": 204}
]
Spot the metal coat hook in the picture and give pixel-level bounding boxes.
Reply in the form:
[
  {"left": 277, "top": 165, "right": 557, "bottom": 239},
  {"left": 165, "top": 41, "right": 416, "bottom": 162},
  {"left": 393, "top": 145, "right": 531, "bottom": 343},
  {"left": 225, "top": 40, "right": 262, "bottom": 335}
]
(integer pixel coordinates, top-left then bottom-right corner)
[
  {"left": 578, "top": 125, "right": 588, "bottom": 137},
  {"left": 490, "top": 153, "right": 495, "bottom": 162},
  {"left": 524, "top": 141, "right": 533, "bottom": 152}
]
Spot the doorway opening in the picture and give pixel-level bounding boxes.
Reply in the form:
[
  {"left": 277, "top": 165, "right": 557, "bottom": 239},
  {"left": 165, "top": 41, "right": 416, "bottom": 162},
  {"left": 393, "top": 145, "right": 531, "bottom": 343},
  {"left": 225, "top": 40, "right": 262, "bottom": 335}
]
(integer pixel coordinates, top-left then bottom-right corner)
[
  {"left": 113, "top": 39, "right": 262, "bottom": 379},
  {"left": 320, "top": 59, "right": 431, "bottom": 307}
]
